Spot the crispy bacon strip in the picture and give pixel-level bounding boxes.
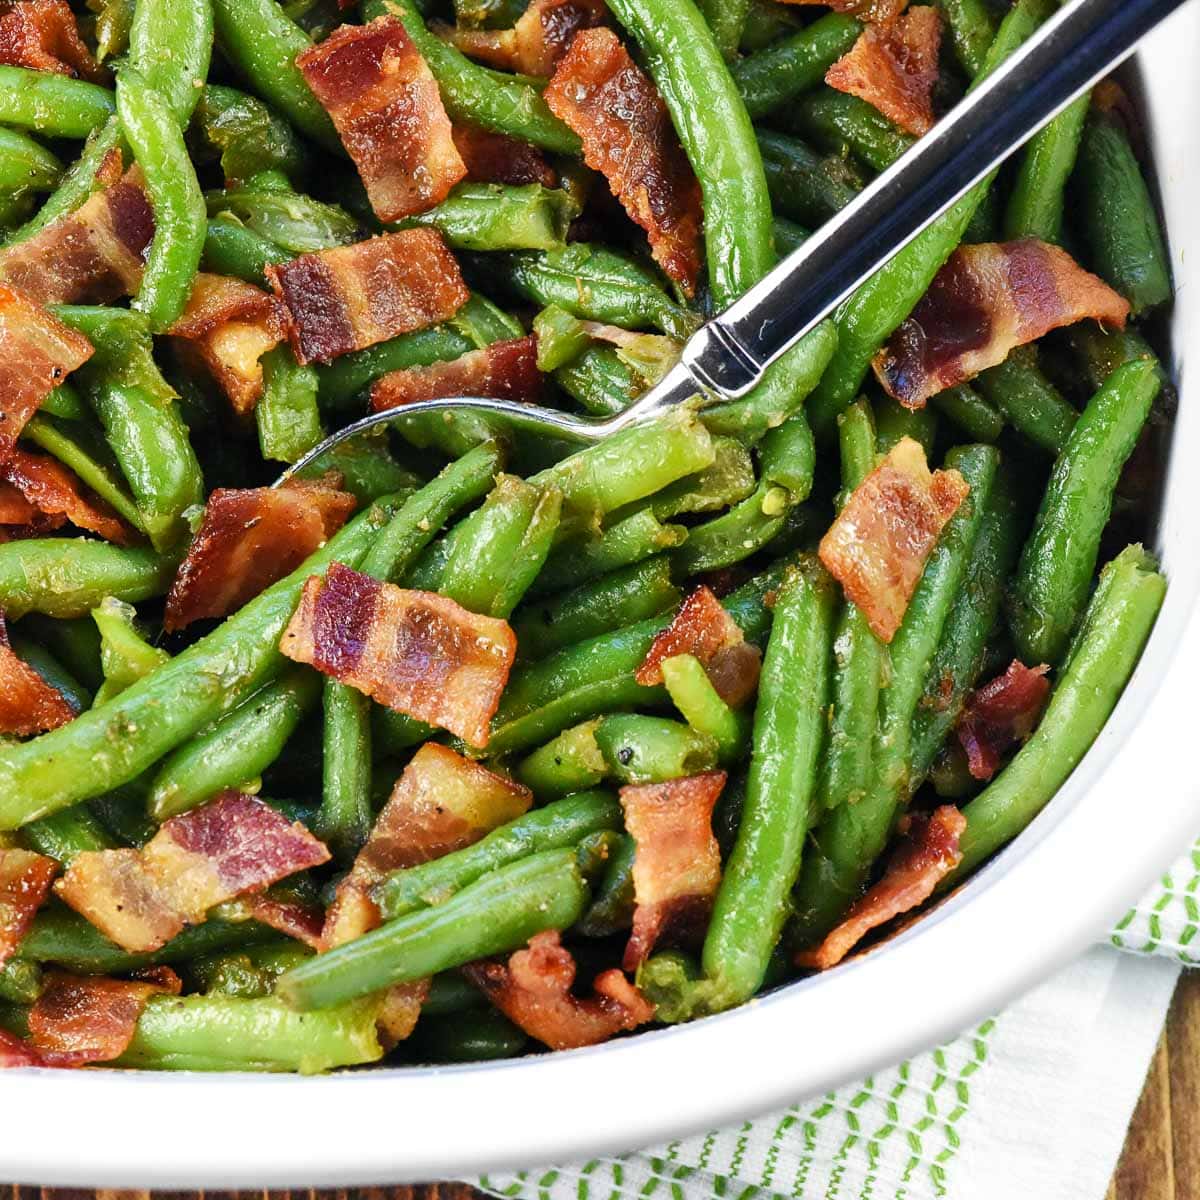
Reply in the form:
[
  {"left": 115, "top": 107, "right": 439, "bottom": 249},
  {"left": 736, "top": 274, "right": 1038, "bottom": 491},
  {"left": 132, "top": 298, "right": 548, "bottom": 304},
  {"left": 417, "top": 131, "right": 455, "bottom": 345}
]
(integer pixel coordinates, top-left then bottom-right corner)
[
  {"left": 241, "top": 894, "right": 325, "bottom": 950},
  {"left": 266, "top": 230, "right": 469, "bottom": 365},
  {"left": 636, "top": 585, "right": 761, "bottom": 707},
  {"left": 56, "top": 791, "right": 330, "bottom": 953},
  {"left": 0, "top": 1027, "right": 40, "bottom": 1068},
  {"left": 797, "top": 806, "right": 966, "bottom": 970},
  {"left": 620, "top": 772, "right": 724, "bottom": 971},
  {"left": 0, "top": 848, "right": 56, "bottom": 966},
  {"left": 298, "top": 17, "right": 465, "bottom": 224},
  {"left": 545, "top": 28, "right": 703, "bottom": 296},
  {"left": 0, "top": 167, "right": 152, "bottom": 306},
  {"left": 0, "top": 611, "right": 76, "bottom": 736},
  {"left": 956, "top": 660, "right": 1050, "bottom": 781},
  {"left": 818, "top": 437, "right": 968, "bottom": 643},
  {"left": 874, "top": 240, "right": 1132, "bottom": 408},
  {"left": 280, "top": 564, "right": 516, "bottom": 747},
  {"left": 0, "top": 0, "right": 106, "bottom": 81},
  {"left": 826, "top": 6, "right": 941, "bottom": 137},
  {"left": 0, "top": 283, "right": 93, "bottom": 459},
  {"left": 370, "top": 335, "right": 541, "bottom": 412},
  {"left": 441, "top": 0, "right": 607, "bottom": 77},
  {"left": 452, "top": 123, "right": 556, "bottom": 188},
  {"left": 1, "top": 447, "right": 133, "bottom": 544},
  {"left": 323, "top": 743, "right": 531, "bottom": 947},
  {"left": 465, "top": 930, "right": 654, "bottom": 1050},
  {"left": 164, "top": 478, "right": 357, "bottom": 631},
  {"left": 26, "top": 970, "right": 180, "bottom": 1067},
  {"left": 169, "top": 273, "right": 288, "bottom": 414},
  {"left": 783, "top": 0, "right": 908, "bottom": 22}
]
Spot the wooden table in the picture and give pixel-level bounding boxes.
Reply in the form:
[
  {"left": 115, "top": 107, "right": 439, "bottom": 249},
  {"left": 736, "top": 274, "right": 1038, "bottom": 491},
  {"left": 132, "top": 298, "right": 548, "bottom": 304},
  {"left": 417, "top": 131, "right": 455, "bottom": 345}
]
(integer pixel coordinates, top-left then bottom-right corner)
[{"left": 7, "top": 975, "right": 1198, "bottom": 1200}]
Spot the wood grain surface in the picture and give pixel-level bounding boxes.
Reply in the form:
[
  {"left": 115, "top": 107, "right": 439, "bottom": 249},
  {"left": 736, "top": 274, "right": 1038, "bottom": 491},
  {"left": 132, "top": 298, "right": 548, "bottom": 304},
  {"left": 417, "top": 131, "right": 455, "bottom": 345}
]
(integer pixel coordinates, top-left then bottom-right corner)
[{"left": 8, "top": 974, "right": 1200, "bottom": 1200}]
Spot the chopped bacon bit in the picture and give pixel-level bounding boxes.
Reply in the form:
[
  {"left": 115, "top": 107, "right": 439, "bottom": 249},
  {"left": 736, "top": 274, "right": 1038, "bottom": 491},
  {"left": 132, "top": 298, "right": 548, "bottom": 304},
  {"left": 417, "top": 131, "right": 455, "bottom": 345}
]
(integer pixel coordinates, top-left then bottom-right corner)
[
  {"left": 956, "top": 660, "right": 1050, "bottom": 781},
  {"left": 441, "top": 0, "right": 607, "bottom": 77},
  {"left": 267, "top": 230, "right": 469, "bottom": 365},
  {"left": 636, "top": 585, "right": 760, "bottom": 705},
  {"left": 280, "top": 563, "right": 516, "bottom": 748},
  {"left": 0, "top": 481, "right": 38, "bottom": 526},
  {"left": 452, "top": 123, "right": 557, "bottom": 188},
  {"left": 377, "top": 978, "right": 431, "bottom": 1046},
  {"left": 0, "top": 447, "right": 133, "bottom": 544},
  {"left": 163, "top": 479, "right": 357, "bottom": 631},
  {"left": 169, "top": 273, "right": 288, "bottom": 415},
  {"left": 818, "top": 437, "right": 968, "bottom": 643},
  {"left": 56, "top": 791, "right": 330, "bottom": 953},
  {"left": 620, "top": 772, "right": 724, "bottom": 971},
  {"left": 0, "top": 612, "right": 76, "bottom": 736},
  {"left": 0, "top": 1027, "right": 41, "bottom": 1068},
  {"left": 324, "top": 743, "right": 530, "bottom": 946},
  {"left": 241, "top": 893, "right": 325, "bottom": 950},
  {"left": 826, "top": 6, "right": 941, "bottom": 137},
  {"left": 0, "top": 284, "right": 93, "bottom": 460},
  {"left": 544, "top": 28, "right": 703, "bottom": 296},
  {"left": 0, "top": 167, "right": 152, "bottom": 306},
  {"left": 298, "top": 18, "right": 465, "bottom": 224},
  {"left": 26, "top": 970, "right": 179, "bottom": 1066},
  {"left": 0, "top": 848, "right": 56, "bottom": 966},
  {"left": 873, "top": 240, "right": 1131, "bottom": 409},
  {"left": 783, "top": 0, "right": 908, "bottom": 22},
  {"left": 465, "top": 930, "right": 655, "bottom": 1050},
  {"left": 370, "top": 335, "right": 541, "bottom": 412},
  {"left": 0, "top": 0, "right": 106, "bottom": 82},
  {"left": 797, "top": 806, "right": 966, "bottom": 970}
]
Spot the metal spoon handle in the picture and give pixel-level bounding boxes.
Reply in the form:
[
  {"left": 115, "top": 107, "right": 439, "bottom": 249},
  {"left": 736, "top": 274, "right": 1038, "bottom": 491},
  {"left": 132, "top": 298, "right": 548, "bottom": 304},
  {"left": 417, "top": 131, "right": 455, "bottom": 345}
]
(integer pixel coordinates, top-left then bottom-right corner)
[{"left": 677, "top": 0, "right": 1187, "bottom": 403}]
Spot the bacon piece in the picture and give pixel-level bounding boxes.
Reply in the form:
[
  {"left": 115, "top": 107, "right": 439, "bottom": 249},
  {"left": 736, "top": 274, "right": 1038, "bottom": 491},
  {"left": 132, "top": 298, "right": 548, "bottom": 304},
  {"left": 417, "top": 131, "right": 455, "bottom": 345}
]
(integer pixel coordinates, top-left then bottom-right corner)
[
  {"left": 0, "top": 1027, "right": 41, "bottom": 1068},
  {"left": 620, "top": 772, "right": 724, "bottom": 971},
  {"left": 297, "top": 17, "right": 465, "bottom": 224},
  {"left": 0, "top": 478, "right": 60, "bottom": 540},
  {"left": 441, "top": 0, "right": 607, "bottom": 77},
  {"left": 323, "top": 743, "right": 531, "bottom": 947},
  {"left": 0, "top": 447, "right": 133, "bottom": 544},
  {"left": 0, "top": 848, "right": 56, "bottom": 966},
  {"left": 280, "top": 563, "right": 516, "bottom": 748},
  {"left": 241, "top": 893, "right": 325, "bottom": 950},
  {"left": 956, "top": 660, "right": 1050, "bottom": 781},
  {"left": 826, "top": 6, "right": 941, "bottom": 137},
  {"left": 370, "top": 335, "right": 541, "bottom": 412},
  {"left": 797, "top": 806, "right": 966, "bottom": 970},
  {"left": 873, "top": 240, "right": 1131, "bottom": 409},
  {"left": 0, "top": 284, "right": 93, "bottom": 460},
  {"left": 544, "top": 28, "right": 703, "bottom": 296},
  {"left": 0, "top": 167, "right": 152, "bottom": 306},
  {"left": 26, "top": 970, "right": 180, "bottom": 1067},
  {"left": 266, "top": 230, "right": 469, "bottom": 365},
  {"left": 55, "top": 791, "right": 330, "bottom": 953},
  {"left": 464, "top": 930, "right": 654, "bottom": 1050},
  {"left": 163, "top": 479, "right": 357, "bottom": 631},
  {"left": 0, "top": 0, "right": 106, "bottom": 82},
  {"left": 452, "top": 123, "right": 557, "bottom": 188},
  {"left": 818, "top": 437, "right": 968, "bottom": 643},
  {"left": 0, "top": 612, "right": 76, "bottom": 735},
  {"left": 636, "top": 585, "right": 761, "bottom": 707},
  {"left": 169, "top": 273, "right": 288, "bottom": 414},
  {"left": 783, "top": 0, "right": 908, "bottom": 22}
]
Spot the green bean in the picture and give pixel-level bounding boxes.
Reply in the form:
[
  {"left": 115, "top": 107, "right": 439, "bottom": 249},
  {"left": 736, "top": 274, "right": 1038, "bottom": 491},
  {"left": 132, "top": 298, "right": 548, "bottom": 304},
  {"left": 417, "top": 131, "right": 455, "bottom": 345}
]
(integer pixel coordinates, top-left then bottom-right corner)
[
  {"left": 256, "top": 346, "right": 324, "bottom": 464},
  {"left": 513, "top": 558, "right": 680, "bottom": 661},
  {"left": 129, "top": 0, "right": 213, "bottom": 128},
  {"left": 38, "top": 384, "right": 90, "bottom": 423},
  {"left": 54, "top": 305, "right": 175, "bottom": 403},
  {"left": 639, "top": 437, "right": 757, "bottom": 520},
  {"left": 787, "top": 89, "right": 913, "bottom": 175},
  {"left": 974, "top": 346, "right": 1077, "bottom": 455},
  {"left": 739, "top": 1, "right": 801, "bottom": 51},
  {"left": 188, "top": 940, "right": 312, "bottom": 998},
  {"left": 670, "top": 485, "right": 788, "bottom": 576},
  {"left": 792, "top": 444, "right": 998, "bottom": 945},
  {"left": 660, "top": 654, "right": 750, "bottom": 765},
  {"left": 773, "top": 217, "right": 809, "bottom": 256},
  {"left": 0, "top": 495, "right": 403, "bottom": 829},
  {"left": 533, "top": 305, "right": 591, "bottom": 373},
  {"left": 875, "top": 394, "right": 938, "bottom": 458},
  {"left": 555, "top": 347, "right": 641, "bottom": 418},
  {"left": 1075, "top": 107, "right": 1172, "bottom": 315},
  {"left": 1004, "top": 92, "right": 1089, "bottom": 243},
  {"left": 699, "top": 0, "right": 749, "bottom": 62},
  {"left": 21, "top": 806, "right": 115, "bottom": 865},
  {"left": 90, "top": 0, "right": 136, "bottom": 63},
  {"left": 936, "top": 0, "right": 996, "bottom": 79},
  {"left": 202, "top": 215, "right": 292, "bottom": 284},
  {"left": 205, "top": 183, "right": 359, "bottom": 254},
  {"left": 517, "top": 721, "right": 606, "bottom": 799},
  {"left": 0, "top": 128, "right": 61, "bottom": 196},
  {"left": 117, "top": 68, "right": 206, "bottom": 331},
  {"left": 593, "top": 713, "right": 717, "bottom": 785},
  {"left": 399, "top": 183, "right": 575, "bottom": 252},
  {"left": 577, "top": 833, "right": 635, "bottom": 938},
  {"left": 1068, "top": 324, "right": 1162, "bottom": 392},
  {"left": 930, "top": 385, "right": 1004, "bottom": 444},
  {"left": 758, "top": 129, "right": 863, "bottom": 226},
  {"left": 407, "top": 1007, "right": 529, "bottom": 1063},
  {"left": 0, "top": 538, "right": 178, "bottom": 620},
  {"left": 211, "top": 0, "right": 340, "bottom": 152},
  {"left": 193, "top": 83, "right": 310, "bottom": 184},
  {"left": 15, "top": 613, "right": 103, "bottom": 690},
  {"left": 278, "top": 848, "right": 591, "bottom": 1010},
  {"left": 1009, "top": 358, "right": 1159, "bottom": 666},
  {"left": 0, "top": 959, "right": 41, "bottom": 1006},
  {"left": 953, "top": 545, "right": 1165, "bottom": 878},
  {"left": 295, "top": 435, "right": 421, "bottom": 505},
  {"left": 732, "top": 12, "right": 860, "bottom": 119},
  {"left": 0, "top": 67, "right": 114, "bottom": 139},
  {"left": 421, "top": 971, "right": 486, "bottom": 1017},
  {"left": 91, "top": 595, "right": 170, "bottom": 704},
  {"left": 9, "top": 635, "right": 89, "bottom": 715},
  {"left": 364, "top": 0, "right": 578, "bottom": 153}
]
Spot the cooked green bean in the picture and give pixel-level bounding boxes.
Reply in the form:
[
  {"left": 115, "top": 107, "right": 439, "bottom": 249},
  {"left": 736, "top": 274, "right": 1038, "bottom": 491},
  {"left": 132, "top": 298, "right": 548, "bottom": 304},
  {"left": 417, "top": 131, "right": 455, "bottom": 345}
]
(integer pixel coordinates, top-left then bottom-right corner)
[
  {"left": 931, "top": 386, "right": 1005, "bottom": 443},
  {"left": 256, "top": 346, "right": 325, "bottom": 464},
  {"left": 399, "top": 183, "right": 576, "bottom": 252},
  {"left": 661, "top": 654, "right": 750, "bottom": 765},
  {"left": 0, "top": 66, "right": 114, "bottom": 139},
  {"left": 594, "top": 713, "right": 718, "bottom": 785},
  {"left": 206, "top": 181, "right": 359, "bottom": 254},
  {"left": 406, "top": 1007, "right": 529, "bottom": 1063},
  {"left": 193, "top": 83, "right": 311, "bottom": 185},
  {"left": 974, "top": 346, "right": 1078, "bottom": 455},
  {"left": 788, "top": 89, "right": 914, "bottom": 175},
  {"left": 517, "top": 722, "right": 607, "bottom": 799},
  {"left": 937, "top": 0, "right": 997, "bottom": 78},
  {"left": 91, "top": 595, "right": 170, "bottom": 704},
  {"left": 1004, "top": 92, "right": 1090, "bottom": 243},
  {"left": 758, "top": 129, "right": 864, "bottom": 226},
  {"left": 129, "top": 0, "right": 213, "bottom": 128}
]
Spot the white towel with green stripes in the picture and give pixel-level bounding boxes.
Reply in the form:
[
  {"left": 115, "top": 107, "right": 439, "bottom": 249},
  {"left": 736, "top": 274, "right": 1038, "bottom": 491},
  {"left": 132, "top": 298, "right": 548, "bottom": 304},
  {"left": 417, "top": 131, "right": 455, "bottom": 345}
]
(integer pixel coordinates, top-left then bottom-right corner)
[{"left": 472, "top": 842, "right": 1199, "bottom": 1200}]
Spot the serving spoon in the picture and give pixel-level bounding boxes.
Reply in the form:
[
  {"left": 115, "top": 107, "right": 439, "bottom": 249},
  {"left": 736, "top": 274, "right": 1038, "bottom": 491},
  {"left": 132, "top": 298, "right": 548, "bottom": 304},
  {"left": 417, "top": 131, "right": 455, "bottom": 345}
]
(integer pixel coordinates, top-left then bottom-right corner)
[{"left": 278, "top": 0, "right": 1187, "bottom": 485}]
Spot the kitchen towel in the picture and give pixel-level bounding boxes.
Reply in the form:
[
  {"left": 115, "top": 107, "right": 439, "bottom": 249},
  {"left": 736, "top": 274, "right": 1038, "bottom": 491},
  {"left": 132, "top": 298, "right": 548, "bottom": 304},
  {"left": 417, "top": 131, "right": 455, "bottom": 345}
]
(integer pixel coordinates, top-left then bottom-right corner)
[{"left": 473, "top": 839, "right": 1200, "bottom": 1200}]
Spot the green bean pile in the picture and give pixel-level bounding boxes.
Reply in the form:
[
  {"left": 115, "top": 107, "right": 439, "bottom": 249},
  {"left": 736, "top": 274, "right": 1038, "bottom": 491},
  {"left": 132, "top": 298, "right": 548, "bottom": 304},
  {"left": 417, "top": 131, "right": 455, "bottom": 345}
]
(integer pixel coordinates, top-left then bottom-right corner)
[{"left": 0, "top": 0, "right": 1174, "bottom": 1072}]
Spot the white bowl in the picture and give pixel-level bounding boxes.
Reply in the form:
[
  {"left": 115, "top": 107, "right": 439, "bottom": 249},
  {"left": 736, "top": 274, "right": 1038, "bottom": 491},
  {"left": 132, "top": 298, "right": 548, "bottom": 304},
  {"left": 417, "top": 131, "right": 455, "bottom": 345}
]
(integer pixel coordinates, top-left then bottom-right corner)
[{"left": 4, "top": 8, "right": 1199, "bottom": 1188}]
